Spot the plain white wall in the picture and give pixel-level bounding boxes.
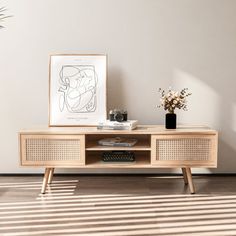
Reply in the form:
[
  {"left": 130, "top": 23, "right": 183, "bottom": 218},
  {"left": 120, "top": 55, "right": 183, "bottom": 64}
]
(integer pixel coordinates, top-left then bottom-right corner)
[{"left": 1, "top": 0, "right": 236, "bottom": 173}]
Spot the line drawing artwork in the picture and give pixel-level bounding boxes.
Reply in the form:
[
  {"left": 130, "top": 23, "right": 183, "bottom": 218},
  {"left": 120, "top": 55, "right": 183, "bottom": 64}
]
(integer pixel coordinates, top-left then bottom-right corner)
[{"left": 58, "top": 65, "right": 98, "bottom": 113}]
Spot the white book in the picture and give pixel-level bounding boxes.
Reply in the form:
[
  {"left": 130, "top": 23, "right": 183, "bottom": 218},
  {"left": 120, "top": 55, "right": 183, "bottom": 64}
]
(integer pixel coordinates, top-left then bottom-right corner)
[{"left": 97, "top": 120, "right": 138, "bottom": 130}]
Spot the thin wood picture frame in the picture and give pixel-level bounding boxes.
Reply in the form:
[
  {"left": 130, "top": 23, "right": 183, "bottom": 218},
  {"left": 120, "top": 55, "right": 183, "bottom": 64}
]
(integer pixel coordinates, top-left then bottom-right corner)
[{"left": 49, "top": 54, "right": 107, "bottom": 127}]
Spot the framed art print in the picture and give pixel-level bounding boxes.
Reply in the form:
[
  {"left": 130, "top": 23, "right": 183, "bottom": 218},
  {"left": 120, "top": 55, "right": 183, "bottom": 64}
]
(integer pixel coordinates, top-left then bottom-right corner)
[{"left": 49, "top": 54, "right": 107, "bottom": 126}]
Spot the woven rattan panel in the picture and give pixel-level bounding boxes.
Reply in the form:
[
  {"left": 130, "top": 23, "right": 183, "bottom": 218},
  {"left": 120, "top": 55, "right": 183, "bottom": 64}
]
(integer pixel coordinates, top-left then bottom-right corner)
[
  {"left": 25, "top": 139, "right": 81, "bottom": 162},
  {"left": 156, "top": 138, "right": 211, "bottom": 161}
]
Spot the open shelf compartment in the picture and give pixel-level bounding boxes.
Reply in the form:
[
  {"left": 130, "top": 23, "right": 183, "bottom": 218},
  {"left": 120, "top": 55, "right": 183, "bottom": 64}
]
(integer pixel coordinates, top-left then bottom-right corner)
[
  {"left": 85, "top": 134, "right": 151, "bottom": 151},
  {"left": 86, "top": 151, "right": 151, "bottom": 168}
]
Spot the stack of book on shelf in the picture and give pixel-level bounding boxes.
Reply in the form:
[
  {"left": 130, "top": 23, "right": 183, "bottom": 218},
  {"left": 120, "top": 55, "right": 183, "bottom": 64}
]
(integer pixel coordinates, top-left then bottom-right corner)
[
  {"left": 97, "top": 120, "right": 138, "bottom": 130},
  {"left": 98, "top": 137, "right": 138, "bottom": 147}
]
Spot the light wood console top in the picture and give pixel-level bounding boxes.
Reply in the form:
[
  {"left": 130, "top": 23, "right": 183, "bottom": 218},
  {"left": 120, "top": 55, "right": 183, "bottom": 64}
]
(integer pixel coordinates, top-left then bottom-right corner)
[{"left": 20, "top": 125, "right": 217, "bottom": 134}]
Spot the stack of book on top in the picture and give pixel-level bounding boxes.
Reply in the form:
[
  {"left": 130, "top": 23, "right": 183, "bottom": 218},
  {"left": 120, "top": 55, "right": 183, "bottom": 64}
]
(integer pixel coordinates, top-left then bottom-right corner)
[{"left": 97, "top": 120, "right": 138, "bottom": 130}]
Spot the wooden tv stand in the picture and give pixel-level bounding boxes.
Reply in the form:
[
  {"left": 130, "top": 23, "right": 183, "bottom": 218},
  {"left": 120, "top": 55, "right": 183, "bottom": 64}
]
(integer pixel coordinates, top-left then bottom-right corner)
[{"left": 19, "top": 125, "right": 218, "bottom": 194}]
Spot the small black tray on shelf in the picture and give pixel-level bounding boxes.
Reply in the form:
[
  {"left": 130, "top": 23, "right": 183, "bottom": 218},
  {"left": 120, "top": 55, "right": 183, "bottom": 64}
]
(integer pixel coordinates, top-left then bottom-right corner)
[{"left": 102, "top": 151, "right": 135, "bottom": 162}]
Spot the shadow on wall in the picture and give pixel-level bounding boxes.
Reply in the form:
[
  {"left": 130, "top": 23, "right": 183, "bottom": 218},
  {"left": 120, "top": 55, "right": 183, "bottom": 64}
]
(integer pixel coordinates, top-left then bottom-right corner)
[
  {"left": 107, "top": 67, "right": 127, "bottom": 112},
  {"left": 173, "top": 69, "right": 236, "bottom": 173}
]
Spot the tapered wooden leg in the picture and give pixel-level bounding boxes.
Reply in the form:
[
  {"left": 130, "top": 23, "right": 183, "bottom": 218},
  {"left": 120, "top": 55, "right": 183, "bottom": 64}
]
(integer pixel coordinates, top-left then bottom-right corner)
[
  {"left": 182, "top": 168, "right": 188, "bottom": 185},
  {"left": 185, "top": 167, "right": 195, "bottom": 194},
  {"left": 41, "top": 168, "right": 50, "bottom": 194},
  {"left": 48, "top": 168, "right": 54, "bottom": 184}
]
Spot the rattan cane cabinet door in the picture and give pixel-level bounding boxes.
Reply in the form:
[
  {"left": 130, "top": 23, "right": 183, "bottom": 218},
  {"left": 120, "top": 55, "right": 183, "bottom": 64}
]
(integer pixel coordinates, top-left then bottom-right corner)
[
  {"left": 20, "top": 134, "right": 85, "bottom": 167},
  {"left": 151, "top": 134, "right": 217, "bottom": 167}
]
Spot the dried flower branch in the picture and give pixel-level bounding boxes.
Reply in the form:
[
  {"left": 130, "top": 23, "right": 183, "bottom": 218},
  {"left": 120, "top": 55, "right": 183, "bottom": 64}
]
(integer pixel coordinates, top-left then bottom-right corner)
[
  {"left": 0, "top": 6, "right": 11, "bottom": 29},
  {"left": 157, "top": 87, "right": 192, "bottom": 113}
]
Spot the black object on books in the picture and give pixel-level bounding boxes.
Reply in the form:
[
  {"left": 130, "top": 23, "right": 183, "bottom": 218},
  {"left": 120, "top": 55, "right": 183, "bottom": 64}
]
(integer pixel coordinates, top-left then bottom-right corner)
[
  {"left": 109, "top": 109, "right": 128, "bottom": 122},
  {"left": 98, "top": 137, "right": 138, "bottom": 147},
  {"left": 102, "top": 151, "right": 135, "bottom": 162}
]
